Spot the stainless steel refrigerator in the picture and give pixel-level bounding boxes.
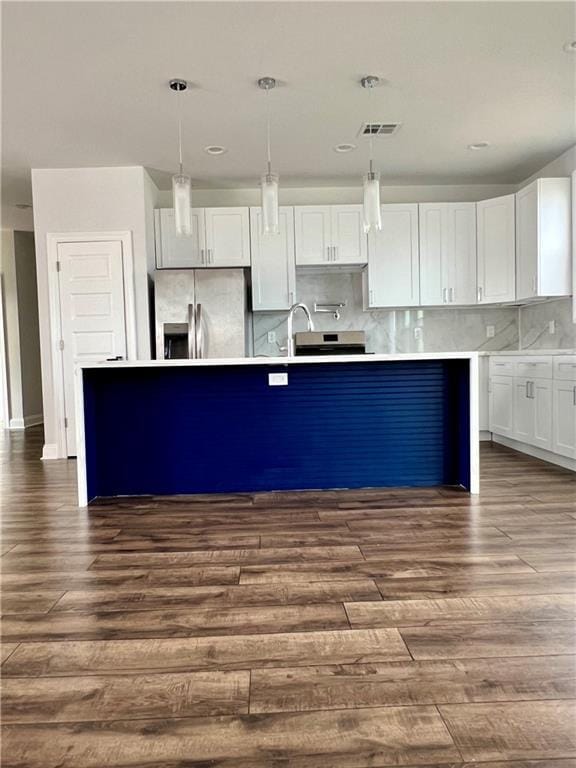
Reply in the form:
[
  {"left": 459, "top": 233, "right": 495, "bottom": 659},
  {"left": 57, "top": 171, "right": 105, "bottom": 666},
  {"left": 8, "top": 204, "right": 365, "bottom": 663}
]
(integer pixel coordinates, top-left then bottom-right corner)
[{"left": 154, "top": 270, "right": 249, "bottom": 359}]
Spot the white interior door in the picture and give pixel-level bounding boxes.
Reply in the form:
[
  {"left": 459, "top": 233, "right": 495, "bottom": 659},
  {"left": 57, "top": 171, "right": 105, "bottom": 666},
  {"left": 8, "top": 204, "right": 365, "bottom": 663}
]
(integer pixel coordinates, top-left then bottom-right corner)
[{"left": 57, "top": 240, "right": 127, "bottom": 456}]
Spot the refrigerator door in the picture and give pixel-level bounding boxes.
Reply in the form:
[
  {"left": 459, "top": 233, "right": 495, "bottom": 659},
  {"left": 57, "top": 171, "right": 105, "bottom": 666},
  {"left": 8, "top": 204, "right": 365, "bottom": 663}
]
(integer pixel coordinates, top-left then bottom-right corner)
[
  {"left": 154, "top": 271, "right": 196, "bottom": 359},
  {"left": 194, "top": 269, "right": 246, "bottom": 358}
]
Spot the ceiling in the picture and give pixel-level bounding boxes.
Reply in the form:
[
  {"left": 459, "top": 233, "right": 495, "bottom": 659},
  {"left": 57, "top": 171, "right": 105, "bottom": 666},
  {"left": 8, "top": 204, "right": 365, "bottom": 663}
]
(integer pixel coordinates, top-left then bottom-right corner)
[{"left": 2, "top": 1, "right": 575, "bottom": 205}]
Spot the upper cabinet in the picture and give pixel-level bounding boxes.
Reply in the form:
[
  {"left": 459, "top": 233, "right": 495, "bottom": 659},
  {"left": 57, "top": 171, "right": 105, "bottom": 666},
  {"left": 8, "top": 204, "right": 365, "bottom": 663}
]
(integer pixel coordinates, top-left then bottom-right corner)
[
  {"left": 477, "top": 194, "right": 515, "bottom": 304},
  {"left": 419, "top": 202, "right": 477, "bottom": 306},
  {"left": 155, "top": 208, "right": 204, "bottom": 269},
  {"left": 364, "top": 204, "right": 419, "bottom": 308},
  {"left": 294, "top": 205, "right": 367, "bottom": 266},
  {"left": 250, "top": 207, "right": 296, "bottom": 311},
  {"left": 155, "top": 207, "right": 250, "bottom": 269},
  {"left": 516, "top": 178, "right": 571, "bottom": 301}
]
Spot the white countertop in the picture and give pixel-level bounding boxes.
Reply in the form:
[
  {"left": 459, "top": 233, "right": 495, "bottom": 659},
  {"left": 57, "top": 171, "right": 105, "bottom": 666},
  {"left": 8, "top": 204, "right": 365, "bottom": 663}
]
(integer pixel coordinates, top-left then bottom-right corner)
[
  {"left": 79, "top": 351, "right": 478, "bottom": 370},
  {"left": 478, "top": 349, "right": 575, "bottom": 356}
]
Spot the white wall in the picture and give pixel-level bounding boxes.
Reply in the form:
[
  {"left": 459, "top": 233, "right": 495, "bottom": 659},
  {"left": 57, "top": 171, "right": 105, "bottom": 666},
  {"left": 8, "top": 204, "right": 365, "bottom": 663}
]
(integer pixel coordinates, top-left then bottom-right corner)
[
  {"left": 31, "top": 166, "right": 156, "bottom": 456},
  {"left": 0, "top": 230, "right": 43, "bottom": 428},
  {"left": 519, "top": 145, "right": 576, "bottom": 187},
  {"left": 156, "top": 182, "right": 516, "bottom": 209}
]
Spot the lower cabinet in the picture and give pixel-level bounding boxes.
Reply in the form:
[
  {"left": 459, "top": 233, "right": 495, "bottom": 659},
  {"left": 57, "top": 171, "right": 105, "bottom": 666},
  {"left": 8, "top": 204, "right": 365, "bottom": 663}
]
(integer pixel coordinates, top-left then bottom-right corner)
[
  {"left": 552, "top": 379, "right": 576, "bottom": 458},
  {"left": 489, "top": 375, "right": 514, "bottom": 436},
  {"left": 489, "top": 355, "right": 572, "bottom": 463}
]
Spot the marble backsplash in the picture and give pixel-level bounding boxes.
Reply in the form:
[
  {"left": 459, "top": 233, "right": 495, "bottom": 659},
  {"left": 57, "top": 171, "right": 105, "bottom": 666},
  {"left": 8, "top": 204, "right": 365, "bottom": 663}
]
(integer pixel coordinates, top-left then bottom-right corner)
[
  {"left": 519, "top": 298, "right": 575, "bottom": 350},
  {"left": 253, "top": 272, "right": 522, "bottom": 356}
]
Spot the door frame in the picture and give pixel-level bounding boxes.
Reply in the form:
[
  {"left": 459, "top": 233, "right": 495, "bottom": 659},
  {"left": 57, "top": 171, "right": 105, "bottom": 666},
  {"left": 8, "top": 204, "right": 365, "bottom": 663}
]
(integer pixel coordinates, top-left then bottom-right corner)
[
  {"left": 46, "top": 231, "right": 137, "bottom": 458},
  {"left": 0, "top": 275, "right": 10, "bottom": 427}
]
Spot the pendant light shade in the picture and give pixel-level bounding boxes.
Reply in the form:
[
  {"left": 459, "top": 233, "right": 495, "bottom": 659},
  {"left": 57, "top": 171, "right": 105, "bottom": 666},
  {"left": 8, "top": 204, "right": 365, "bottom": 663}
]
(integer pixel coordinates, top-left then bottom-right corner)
[
  {"left": 360, "top": 75, "right": 382, "bottom": 234},
  {"left": 169, "top": 78, "right": 191, "bottom": 237},
  {"left": 258, "top": 77, "right": 279, "bottom": 235},
  {"left": 173, "top": 173, "right": 192, "bottom": 237},
  {"left": 261, "top": 172, "right": 279, "bottom": 235},
  {"left": 363, "top": 171, "right": 381, "bottom": 234}
]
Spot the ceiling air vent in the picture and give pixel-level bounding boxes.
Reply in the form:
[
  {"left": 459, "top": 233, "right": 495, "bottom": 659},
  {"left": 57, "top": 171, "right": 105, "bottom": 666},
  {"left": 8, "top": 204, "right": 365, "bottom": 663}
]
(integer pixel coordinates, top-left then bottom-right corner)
[{"left": 359, "top": 122, "right": 401, "bottom": 137}]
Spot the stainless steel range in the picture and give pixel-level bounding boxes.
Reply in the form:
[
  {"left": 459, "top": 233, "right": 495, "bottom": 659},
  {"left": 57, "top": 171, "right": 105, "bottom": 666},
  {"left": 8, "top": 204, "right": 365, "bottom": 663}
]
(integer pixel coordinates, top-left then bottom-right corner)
[{"left": 294, "top": 331, "right": 366, "bottom": 356}]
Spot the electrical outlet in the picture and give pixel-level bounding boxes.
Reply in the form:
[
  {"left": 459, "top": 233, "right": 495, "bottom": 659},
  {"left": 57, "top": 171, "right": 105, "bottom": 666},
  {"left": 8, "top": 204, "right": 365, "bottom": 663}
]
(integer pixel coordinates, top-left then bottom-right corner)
[
  {"left": 486, "top": 325, "right": 495, "bottom": 338},
  {"left": 548, "top": 320, "right": 556, "bottom": 335},
  {"left": 267, "top": 331, "right": 276, "bottom": 344},
  {"left": 414, "top": 327, "right": 422, "bottom": 340}
]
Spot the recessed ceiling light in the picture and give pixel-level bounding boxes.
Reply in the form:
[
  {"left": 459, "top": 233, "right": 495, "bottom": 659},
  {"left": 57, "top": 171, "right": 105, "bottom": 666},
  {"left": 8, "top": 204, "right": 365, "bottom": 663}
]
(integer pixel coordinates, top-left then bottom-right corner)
[
  {"left": 334, "top": 143, "right": 357, "bottom": 153},
  {"left": 468, "top": 141, "right": 491, "bottom": 151},
  {"left": 563, "top": 41, "right": 576, "bottom": 53},
  {"left": 204, "top": 145, "right": 227, "bottom": 155}
]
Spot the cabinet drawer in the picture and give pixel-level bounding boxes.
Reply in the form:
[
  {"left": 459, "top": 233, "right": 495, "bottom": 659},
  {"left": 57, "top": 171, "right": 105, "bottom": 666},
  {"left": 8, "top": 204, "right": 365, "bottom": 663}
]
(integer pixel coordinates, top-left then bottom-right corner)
[
  {"left": 515, "top": 357, "right": 552, "bottom": 379},
  {"left": 489, "top": 358, "right": 515, "bottom": 377},
  {"left": 554, "top": 356, "right": 576, "bottom": 382}
]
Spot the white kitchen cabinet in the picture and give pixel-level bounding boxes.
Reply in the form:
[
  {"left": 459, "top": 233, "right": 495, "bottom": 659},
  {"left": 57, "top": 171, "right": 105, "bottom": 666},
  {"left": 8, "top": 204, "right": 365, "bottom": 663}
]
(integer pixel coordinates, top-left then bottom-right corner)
[
  {"left": 553, "top": 380, "right": 576, "bottom": 458},
  {"left": 250, "top": 207, "right": 296, "bottom": 311},
  {"left": 364, "top": 204, "right": 419, "bottom": 308},
  {"left": 419, "top": 202, "right": 477, "bottom": 306},
  {"left": 512, "top": 377, "right": 533, "bottom": 443},
  {"left": 532, "top": 378, "right": 553, "bottom": 451},
  {"left": 476, "top": 194, "right": 515, "bottom": 304},
  {"left": 294, "top": 205, "right": 367, "bottom": 266},
  {"left": 155, "top": 207, "right": 250, "bottom": 268},
  {"left": 489, "top": 374, "right": 514, "bottom": 437},
  {"left": 154, "top": 208, "right": 204, "bottom": 268},
  {"left": 204, "top": 208, "right": 250, "bottom": 267},
  {"left": 515, "top": 178, "right": 571, "bottom": 301}
]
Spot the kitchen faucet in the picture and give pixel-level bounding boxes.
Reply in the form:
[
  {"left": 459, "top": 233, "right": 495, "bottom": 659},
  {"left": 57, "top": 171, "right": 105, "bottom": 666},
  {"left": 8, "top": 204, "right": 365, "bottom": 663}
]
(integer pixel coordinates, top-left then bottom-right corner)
[{"left": 286, "top": 303, "right": 314, "bottom": 356}]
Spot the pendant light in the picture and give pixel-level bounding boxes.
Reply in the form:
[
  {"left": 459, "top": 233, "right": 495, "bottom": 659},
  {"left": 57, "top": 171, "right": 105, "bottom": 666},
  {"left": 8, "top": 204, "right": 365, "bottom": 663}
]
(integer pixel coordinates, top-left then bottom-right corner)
[
  {"left": 361, "top": 75, "right": 382, "bottom": 234},
  {"left": 169, "top": 78, "right": 192, "bottom": 237},
  {"left": 258, "top": 76, "right": 279, "bottom": 235}
]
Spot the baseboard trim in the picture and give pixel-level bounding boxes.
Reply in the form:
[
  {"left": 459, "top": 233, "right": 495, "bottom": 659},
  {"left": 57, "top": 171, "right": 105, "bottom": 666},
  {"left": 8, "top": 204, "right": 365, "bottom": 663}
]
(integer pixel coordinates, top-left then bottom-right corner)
[
  {"left": 24, "top": 413, "right": 43, "bottom": 428},
  {"left": 479, "top": 430, "right": 492, "bottom": 442},
  {"left": 9, "top": 417, "right": 25, "bottom": 430},
  {"left": 41, "top": 443, "right": 60, "bottom": 461},
  {"left": 492, "top": 434, "right": 576, "bottom": 472}
]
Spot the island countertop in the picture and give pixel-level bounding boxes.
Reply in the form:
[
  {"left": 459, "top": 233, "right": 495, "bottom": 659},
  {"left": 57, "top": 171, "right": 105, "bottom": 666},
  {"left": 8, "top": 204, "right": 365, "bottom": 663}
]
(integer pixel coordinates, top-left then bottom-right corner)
[{"left": 76, "top": 353, "right": 479, "bottom": 506}]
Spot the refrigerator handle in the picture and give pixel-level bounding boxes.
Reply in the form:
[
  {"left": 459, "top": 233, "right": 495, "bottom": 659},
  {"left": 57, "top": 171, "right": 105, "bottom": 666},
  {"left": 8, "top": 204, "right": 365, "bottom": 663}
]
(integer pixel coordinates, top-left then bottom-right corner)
[
  {"left": 187, "top": 303, "right": 196, "bottom": 359},
  {"left": 195, "top": 303, "right": 203, "bottom": 359}
]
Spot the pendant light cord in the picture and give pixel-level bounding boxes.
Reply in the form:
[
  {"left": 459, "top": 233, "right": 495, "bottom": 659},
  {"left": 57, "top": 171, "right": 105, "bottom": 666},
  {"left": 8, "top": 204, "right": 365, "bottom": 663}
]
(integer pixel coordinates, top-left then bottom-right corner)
[
  {"left": 266, "top": 87, "right": 272, "bottom": 176},
  {"left": 368, "top": 82, "right": 374, "bottom": 176},
  {"left": 178, "top": 86, "right": 183, "bottom": 176}
]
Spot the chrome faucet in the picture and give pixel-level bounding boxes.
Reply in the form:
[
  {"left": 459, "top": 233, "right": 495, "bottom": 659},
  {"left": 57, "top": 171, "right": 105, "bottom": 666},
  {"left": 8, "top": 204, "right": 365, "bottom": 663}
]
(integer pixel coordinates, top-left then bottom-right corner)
[{"left": 286, "top": 303, "right": 315, "bottom": 357}]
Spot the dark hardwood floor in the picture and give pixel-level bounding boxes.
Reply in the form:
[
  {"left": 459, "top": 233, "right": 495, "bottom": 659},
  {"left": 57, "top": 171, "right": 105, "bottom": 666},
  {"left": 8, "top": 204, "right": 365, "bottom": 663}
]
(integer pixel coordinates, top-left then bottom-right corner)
[{"left": 1, "top": 426, "right": 576, "bottom": 768}]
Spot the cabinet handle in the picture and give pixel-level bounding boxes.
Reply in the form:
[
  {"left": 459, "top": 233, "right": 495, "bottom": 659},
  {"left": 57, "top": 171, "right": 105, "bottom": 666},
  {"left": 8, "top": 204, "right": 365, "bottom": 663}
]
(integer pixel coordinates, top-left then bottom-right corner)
[
  {"left": 369, "top": 290, "right": 374, "bottom": 306},
  {"left": 525, "top": 381, "right": 530, "bottom": 399},
  {"left": 289, "top": 291, "right": 294, "bottom": 305},
  {"left": 532, "top": 276, "right": 537, "bottom": 294},
  {"left": 478, "top": 286, "right": 483, "bottom": 302},
  {"left": 326, "top": 246, "right": 331, "bottom": 261},
  {"left": 442, "top": 288, "right": 448, "bottom": 304},
  {"left": 573, "top": 385, "right": 576, "bottom": 406},
  {"left": 200, "top": 249, "right": 205, "bottom": 265},
  {"left": 333, "top": 246, "right": 338, "bottom": 261},
  {"left": 449, "top": 287, "right": 454, "bottom": 303}
]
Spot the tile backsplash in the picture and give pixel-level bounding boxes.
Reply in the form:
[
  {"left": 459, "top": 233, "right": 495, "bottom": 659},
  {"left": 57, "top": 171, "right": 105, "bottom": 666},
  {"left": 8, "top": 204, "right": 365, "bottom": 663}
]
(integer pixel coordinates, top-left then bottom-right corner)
[
  {"left": 253, "top": 272, "right": 524, "bottom": 356},
  {"left": 519, "top": 298, "right": 575, "bottom": 350}
]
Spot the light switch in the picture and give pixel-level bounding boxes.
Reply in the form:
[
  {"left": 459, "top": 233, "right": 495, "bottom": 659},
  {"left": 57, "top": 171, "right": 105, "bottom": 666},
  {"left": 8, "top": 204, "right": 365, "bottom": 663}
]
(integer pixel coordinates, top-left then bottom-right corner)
[
  {"left": 268, "top": 373, "right": 288, "bottom": 386},
  {"left": 267, "top": 331, "right": 276, "bottom": 344},
  {"left": 486, "top": 325, "right": 495, "bottom": 338},
  {"left": 548, "top": 320, "right": 555, "bottom": 335}
]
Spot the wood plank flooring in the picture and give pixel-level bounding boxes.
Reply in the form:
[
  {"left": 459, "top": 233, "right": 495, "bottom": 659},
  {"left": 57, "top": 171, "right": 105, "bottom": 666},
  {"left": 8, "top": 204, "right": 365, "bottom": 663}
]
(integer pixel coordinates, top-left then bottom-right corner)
[{"left": 1, "top": 426, "right": 575, "bottom": 768}]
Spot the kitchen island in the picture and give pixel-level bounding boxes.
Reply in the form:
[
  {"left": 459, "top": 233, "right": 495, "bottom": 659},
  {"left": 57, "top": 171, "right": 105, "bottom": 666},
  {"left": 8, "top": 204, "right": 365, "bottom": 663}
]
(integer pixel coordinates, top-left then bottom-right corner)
[{"left": 76, "top": 353, "right": 479, "bottom": 506}]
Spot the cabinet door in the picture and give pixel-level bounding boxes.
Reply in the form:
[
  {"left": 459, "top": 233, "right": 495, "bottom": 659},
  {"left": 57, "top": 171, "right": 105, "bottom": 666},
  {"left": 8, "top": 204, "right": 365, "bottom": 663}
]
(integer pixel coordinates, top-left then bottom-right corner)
[
  {"left": 366, "top": 204, "right": 419, "bottom": 307},
  {"left": 489, "top": 375, "right": 514, "bottom": 436},
  {"left": 512, "top": 377, "right": 533, "bottom": 443},
  {"left": 553, "top": 380, "right": 576, "bottom": 458},
  {"left": 447, "top": 203, "right": 477, "bottom": 305},
  {"left": 155, "top": 208, "right": 204, "bottom": 269},
  {"left": 477, "top": 194, "right": 515, "bottom": 303},
  {"left": 330, "top": 205, "right": 367, "bottom": 265},
  {"left": 250, "top": 207, "right": 296, "bottom": 311},
  {"left": 533, "top": 379, "right": 552, "bottom": 451},
  {"left": 294, "top": 206, "right": 332, "bottom": 265},
  {"left": 516, "top": 181, "right": 538, "bottom": 300},
  {"left": 419, "top": 204, "right": 446, "bottom": 305},
  {"left": 204, "top": 208, "right": 250, "bottom": 267}
]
